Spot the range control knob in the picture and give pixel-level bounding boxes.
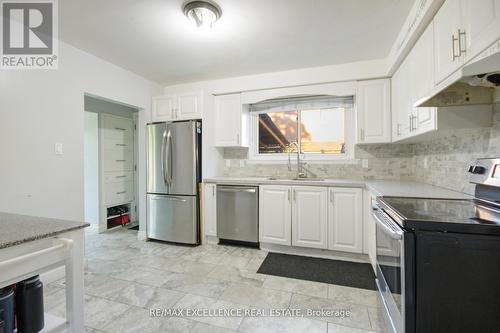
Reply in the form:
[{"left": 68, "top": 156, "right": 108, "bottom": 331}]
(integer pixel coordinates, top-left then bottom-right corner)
[
  {"left": 473, "top": 166, "right": 486, "bottom": 174},
  {"left": 468, "top": 165, "right": 475, "bottom": 173}
]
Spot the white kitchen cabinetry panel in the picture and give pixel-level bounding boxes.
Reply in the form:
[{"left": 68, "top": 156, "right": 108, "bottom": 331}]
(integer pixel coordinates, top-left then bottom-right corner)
[
  {"left": 462, "top": 0, "right": 500, "bottom": 63},
  {"left": 356, "top": 79, "right": 391, "bottom": 144},
  {"left": 102, "top": 148, "right": 134, "bottom": 172},
  {"left": 152, "top": 91, "right": 202, "bottom": 122},
  {"left": 328, "top": 187, "right": 363, "bottom": 253},
  {"left": 105, "top": 181, "right": 134, "bottom": 206},
  {"left": 409, "top": 22, "right": 437, "bottom": 135},
  {"left": 203, "top": 183, "right": 217, "bottom": 237},
  {"left": 177, "top": 91, "right": 203, "bottom": 120},
  {"left": 291, "top": 186, "right": 328, "bottom": 249},
  {"left": 259, "top": 185, "right": 292, "bottom": 246},
  {"left": 391, "top": 57, "right": 411, "bottom": 140},
  {"left": 214, "top": 93, "right": 248, "bottom": 147},
  {"left": 152, "top": 95, "right": 176, "bottom": 121},
  {"left": 433, "top": 0, "right": 463, "bottom": 84},
  {"left": 104, "top": 171, "right": 134, "bottom": 184}
]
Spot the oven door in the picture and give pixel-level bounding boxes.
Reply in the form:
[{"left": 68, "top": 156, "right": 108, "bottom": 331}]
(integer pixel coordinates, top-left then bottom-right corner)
[{"left": 373, "top": 205, "right": 405, "bottom": 333}]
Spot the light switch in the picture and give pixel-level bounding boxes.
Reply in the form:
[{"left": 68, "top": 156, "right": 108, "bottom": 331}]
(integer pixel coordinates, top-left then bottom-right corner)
[{"left": 54, "top": 143, "right": 63, "bottom": 155}]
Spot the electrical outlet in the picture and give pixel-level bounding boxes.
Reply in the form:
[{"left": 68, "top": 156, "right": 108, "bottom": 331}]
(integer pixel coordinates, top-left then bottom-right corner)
[{"left": 54, "top": 143, "right": 63, "bottom": 155}]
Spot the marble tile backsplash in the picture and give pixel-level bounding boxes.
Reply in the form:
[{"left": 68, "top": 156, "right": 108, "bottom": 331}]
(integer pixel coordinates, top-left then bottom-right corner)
[
  {"left": 412, "top": 104, "right": 500, "bottom": 195},
  {"left": 222, "top": 104, "right": 500, "bottom": 195}
]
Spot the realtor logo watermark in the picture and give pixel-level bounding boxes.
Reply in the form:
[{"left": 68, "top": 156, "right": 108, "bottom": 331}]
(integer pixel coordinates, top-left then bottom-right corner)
[{"left": 1, "top": 0, "right": 58, "bottom": 69}]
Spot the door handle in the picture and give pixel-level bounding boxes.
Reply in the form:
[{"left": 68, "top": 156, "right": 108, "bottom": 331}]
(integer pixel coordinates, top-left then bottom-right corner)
[
  {"left": 115, "top": 159, "right": 126, "bottom": 162},
  {"left": 114, "top": 127, "right": 126, "bottom": 131},
  {"left": 167, "top": 130, "right": 173, "bottom": 186},
  {"left": 452, "top": 33, "right": 460, "bottom": 61},
  {"left": 115, "top": 175, "right": 126, "bottom": 178},
  {"left": 161, "top": 129, "right": 168, "bottom": 186},
  {"left": 458, "top": 29, "right": 466, "bottom": 56},
  {"left": 292, "top": 189, "right": 296, "bottom": 201},
  {"left": 115, "top": 143, "right": 126, "bottom": 147},
  {"left": 150, "top": 195, "right": 187, "bottom": 202},
  {"left": 116, "top": 191, "right": 126, "bottom": 194},
  {"left": 287, "top": 189, "right": 290, "bottom": 202},
  {"left": 330, "top": 190, "right": 334, "bottom": 205}
]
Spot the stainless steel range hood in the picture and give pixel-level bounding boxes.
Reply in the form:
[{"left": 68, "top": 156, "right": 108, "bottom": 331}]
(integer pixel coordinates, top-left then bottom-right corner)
[{"left": 415, "top": 42, "right": 500, "bottom": 108}]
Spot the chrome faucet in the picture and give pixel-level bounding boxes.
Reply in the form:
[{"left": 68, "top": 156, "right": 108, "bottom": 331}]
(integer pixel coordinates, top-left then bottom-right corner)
[{"left": 287, "top": 142, "right": 307, "bottom": 178}]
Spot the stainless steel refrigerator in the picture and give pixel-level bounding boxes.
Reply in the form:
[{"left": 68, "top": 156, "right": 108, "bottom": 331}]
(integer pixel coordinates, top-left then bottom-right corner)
[{"left": 147, "top": 120, "right": 201, "bottom": 244}]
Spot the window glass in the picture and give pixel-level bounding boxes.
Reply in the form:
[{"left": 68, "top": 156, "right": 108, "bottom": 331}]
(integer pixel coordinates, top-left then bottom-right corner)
[
  {"left": 300, "top": 108, "right": 345, "bottom": 154},
  {"left": 258, "top": 111, "right": 298, "bottom": 154}
]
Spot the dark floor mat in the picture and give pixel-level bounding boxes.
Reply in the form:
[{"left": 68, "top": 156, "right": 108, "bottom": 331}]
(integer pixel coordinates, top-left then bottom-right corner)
[{"left": 257, "top": 252, "right": 376, "bottom": 290}]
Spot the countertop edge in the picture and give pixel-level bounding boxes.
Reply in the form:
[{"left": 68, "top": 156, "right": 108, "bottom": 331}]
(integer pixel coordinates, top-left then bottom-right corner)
[{"left": 0, "top": 223, "right": 90, "bottom": 250}]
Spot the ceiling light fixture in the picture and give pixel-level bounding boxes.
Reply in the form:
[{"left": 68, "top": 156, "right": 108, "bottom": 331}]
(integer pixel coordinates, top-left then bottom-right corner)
[{"left": 183, "top": 1, "right": 222, "bottom": 29}]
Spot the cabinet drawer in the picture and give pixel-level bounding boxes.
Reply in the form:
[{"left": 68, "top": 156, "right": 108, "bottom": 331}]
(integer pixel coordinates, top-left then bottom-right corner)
[
  {"left": 104, "top": 171, "right": 134, "bottom": 184},
  {"left": 103, "top": 138, "right": 133, "bottom": 150},
  {"left": 102, "top": 149, "right": 134, "bottom": 171},
  {"left": 105, "top": 181, "right": 133, "bottom": 206},
  {"left": 102, "top": 127, "right": 133, "bottom": 141}
]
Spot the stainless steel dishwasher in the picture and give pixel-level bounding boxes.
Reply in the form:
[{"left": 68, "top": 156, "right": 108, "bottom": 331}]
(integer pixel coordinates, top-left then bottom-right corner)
[{"left": 217, "top": 185, "right": 259, "bottom": 246}]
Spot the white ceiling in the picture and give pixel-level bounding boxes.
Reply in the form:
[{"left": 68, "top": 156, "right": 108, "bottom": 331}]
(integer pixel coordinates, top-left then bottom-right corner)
[{"left": 60, "top": 0, "right": 413, "bottom": 85}]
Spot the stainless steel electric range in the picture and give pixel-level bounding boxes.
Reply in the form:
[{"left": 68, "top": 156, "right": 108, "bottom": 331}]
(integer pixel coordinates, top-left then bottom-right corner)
[{"left": 372, "top": 158, "right": 500, "bottom": 333}]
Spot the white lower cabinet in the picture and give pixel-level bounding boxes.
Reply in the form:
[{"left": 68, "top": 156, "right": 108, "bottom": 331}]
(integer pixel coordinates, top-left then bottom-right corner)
[
  {"left": 259, "top": 185, "right": 362, "bottom": 253},
  {"left": 291, "top": 186, "right": 328, "bottom": 249},
  {"left": 328, "top": 187, "right": 363, "bottom": 253},
  {"left": 259, "top": 185, "right": 292, "bottom": 246},
  {"left": 203, "top": 183, "right": 217, "bottom": 237}
]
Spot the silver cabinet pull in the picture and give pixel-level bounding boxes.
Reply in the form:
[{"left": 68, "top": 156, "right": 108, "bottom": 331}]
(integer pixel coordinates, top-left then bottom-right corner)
[
  {"left": 458, "top": 29, "right": 466, "bottom": 56},
  {"left": 116, "top": 191, "right": 126, "bottom": 194},
  {"left": 115, "top": 159, "right": 126, "bottom": 162},
  {"left": 397, "top": 123, "right": 401, "bottom": 136},
  {"left": 412, "top": 115, "right": 418, "bottom": 131},
  {"left": 115, "top": 175, "right": 126, "bottom": 178},
  {"left": 115, "top": 143, "right": 126, "bottom": 147},
  {"left": 330, "top": 190, "right": 334, "bottom": 205},
  {"left": 292, "top": 189, "right": 296, "bottom": 201},
  {"left": 236, "top": 133, "right": 240, "bottom": 145},
  {"left": 115, "top": 127, "right": 126, "bottom": 131},
  {"left": 452, "top": 33, "right": 460, "bottom": 61},
  {"left": 359, "top": 128, "right": 365, "bottom": 141},
  {"left": 287, "top": 189, "right": 290, "bottom": 201},
  {"left": 409, "top": 115, "right": 413, "bottom": 132}
]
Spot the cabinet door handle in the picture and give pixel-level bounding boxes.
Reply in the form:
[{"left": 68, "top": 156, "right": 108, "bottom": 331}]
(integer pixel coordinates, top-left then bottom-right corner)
[
  {"left": 408, "top": 115, "right": 413, "bottom": 132},
  {"left": 452, "top": 33, "right": 460, "bottom": 61},
  {"left": 458, "top": 29, "right": 466, "bottom": 56},
  {"left": 287, "top": 189, "right": 290, "bottom": 202},
  {"left": 412, "top": 115, "right": 418, "bottom": 131},
  {"left": 292, "top": 189, "right": 296, "bottom": 201},
  {"left": 360, "top": 128, "right": 365, "bottom": 141},
  {"left": 115, "top": 127, "right": 126, "bottom": 131},
  {"left": 397, "top": 123, "right": 401, "bottom": 136},
  {"left": 236, "top": 134, "right": 240, "bottom": 145},
  {"left": 116, "top": 191, "right": 126, "bottom": 194},
  {"left": 330, "top": 190, "right": 334, "bottom": 205},
  {"left": 115, "top": 159, "right": 126, "bottom": 162},
  {"left": 212, "top": 186, "right": 215, "bottom": 196},
  {"left": 115, "top": 143, "right": 126, "bottom": 147},
  {"left": 115, "top": 175, "right": 126, "bottom": 178}
]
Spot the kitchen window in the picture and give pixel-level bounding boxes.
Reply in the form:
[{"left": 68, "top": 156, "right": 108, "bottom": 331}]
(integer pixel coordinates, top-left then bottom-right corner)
[{"left": 249, "top": 95, "right": 354, "bottom": 161}]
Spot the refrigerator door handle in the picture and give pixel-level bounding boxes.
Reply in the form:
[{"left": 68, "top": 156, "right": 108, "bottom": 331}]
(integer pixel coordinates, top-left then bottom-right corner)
[
  {"left": 167, "top": 130, "right": 174, "bottom": 186},
  {"left": 150, "top": 195, "right": 187, "bottom": 203},
  {"left": 161, "top": 129, "right": 168, "bottom": 187}
]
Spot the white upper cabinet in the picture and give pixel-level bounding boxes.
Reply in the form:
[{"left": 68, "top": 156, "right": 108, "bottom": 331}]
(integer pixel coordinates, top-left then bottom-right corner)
[
  {"left": 152, "top": 95, "right": 176, "bottom": 121},
  {"left": 356, "top": 79, "right": 391, "bottom": 144},
  {"left": 409, "top": 22, "right": 437, "bottom": 135},
  {"left": 328, "top": 187, "right": 363, "bottom": 253},
  {"left": 391, "top": 57, "right": 411, "bottom": 140},
  {"left": 461, "top": 0, "right": 500, "bottom": 63},
  {"left": 203, "top": 183, "right": 217, "bottom": 237},
  {"left": 434, "top": 0, "right": 464, "bottom": 84},
  {"left": 152, "top": 91, "right": 203, "bottom": 122},
  {"left": 259, "top": 185, "right": 292, "bottom": 246},
  {"left": 291, "top": 186, "right": 328, "bottom": 249},
  {"left": 214, "top": 93, "right": 248, "bottom": 147}
]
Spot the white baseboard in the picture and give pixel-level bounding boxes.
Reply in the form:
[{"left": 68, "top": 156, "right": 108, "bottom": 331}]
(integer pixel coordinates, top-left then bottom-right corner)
[
  {"left": 204, "top": 235, "right": 219, "bottom": 244},
  {"left": 260, "top": 243, "right": 370, "bottom": 263}
]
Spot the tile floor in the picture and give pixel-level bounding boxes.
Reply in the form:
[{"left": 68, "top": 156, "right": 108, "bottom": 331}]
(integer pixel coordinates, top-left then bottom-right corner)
[{"left": 45, "top": 227, "right": 382, "bottom": 333}]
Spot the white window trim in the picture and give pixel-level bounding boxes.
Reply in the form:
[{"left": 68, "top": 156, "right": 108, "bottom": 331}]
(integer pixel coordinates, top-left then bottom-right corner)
[{"left": 248, "top": 106, "right": 355, "bottom": 162}]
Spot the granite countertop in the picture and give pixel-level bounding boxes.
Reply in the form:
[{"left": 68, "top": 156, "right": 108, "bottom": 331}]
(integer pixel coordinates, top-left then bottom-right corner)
[
  {"left": 0, "top": 212, "right": 89, "bottom": 250},
  {"left": 203, "top": 177, "right": 471, "bottom": 199}
]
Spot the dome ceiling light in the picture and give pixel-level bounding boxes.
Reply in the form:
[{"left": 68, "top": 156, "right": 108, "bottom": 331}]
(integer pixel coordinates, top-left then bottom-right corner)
[{"left": 183, "top": 1, "right": 222, "bottom": 29}]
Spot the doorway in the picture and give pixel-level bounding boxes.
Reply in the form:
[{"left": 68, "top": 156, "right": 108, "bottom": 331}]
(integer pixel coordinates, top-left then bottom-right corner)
[{"left": 83, "top": 95, "right": 140, "bottom": 233}]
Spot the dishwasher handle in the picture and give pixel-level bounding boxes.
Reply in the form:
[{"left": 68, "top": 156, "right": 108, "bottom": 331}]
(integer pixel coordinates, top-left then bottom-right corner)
[{"left": 217, "top": 186, "right": 257, "bottom": 193}]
